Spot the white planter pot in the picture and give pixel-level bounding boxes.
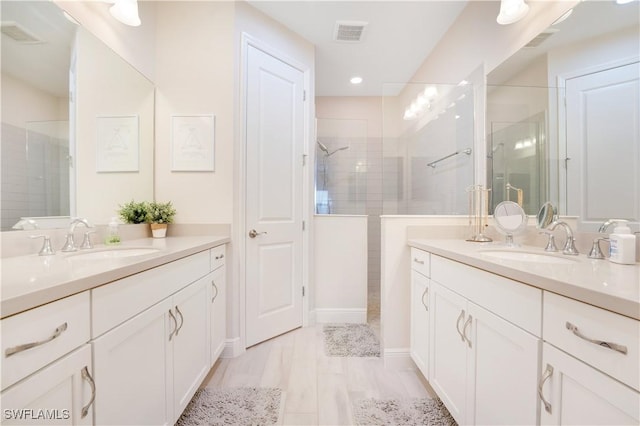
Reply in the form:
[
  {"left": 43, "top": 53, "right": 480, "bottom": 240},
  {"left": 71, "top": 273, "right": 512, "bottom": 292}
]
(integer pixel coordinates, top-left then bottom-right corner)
[{"left": 150, "top": 224, "right": 167, "bottom": 238}]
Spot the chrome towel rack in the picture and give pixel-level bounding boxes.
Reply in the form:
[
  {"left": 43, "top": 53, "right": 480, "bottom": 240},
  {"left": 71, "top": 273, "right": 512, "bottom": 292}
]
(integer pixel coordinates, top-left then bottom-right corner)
[{"left": 427, "top": 148, "right": 472, "bottom": 168}]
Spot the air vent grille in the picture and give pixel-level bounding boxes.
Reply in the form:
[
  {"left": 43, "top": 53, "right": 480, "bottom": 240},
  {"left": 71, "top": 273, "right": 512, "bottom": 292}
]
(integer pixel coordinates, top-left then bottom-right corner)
[
  {"left": 524, "top": 29, "right": 558, "bottom": 48},
  {"left": 334, "top": 21, "right": 368, "bottom": 42},
  {"left": 1, "top": 21, "right": 42, "bottom": 44}
]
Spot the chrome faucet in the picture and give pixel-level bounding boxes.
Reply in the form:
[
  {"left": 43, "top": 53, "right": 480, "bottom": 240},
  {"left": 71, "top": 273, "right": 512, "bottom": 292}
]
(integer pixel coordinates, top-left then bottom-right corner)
[
  {"left": 548, "top": 221, "right": 579, "bottom": 255},
  {"left": 589, "top": 219, "right": 623, "bottom": 259},
  {"left": 61, "top": 218, "right": 92, "bottom": 252}
]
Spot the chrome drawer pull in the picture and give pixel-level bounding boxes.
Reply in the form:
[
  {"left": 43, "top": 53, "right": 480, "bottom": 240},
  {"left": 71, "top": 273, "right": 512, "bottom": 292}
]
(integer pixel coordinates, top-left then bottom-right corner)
[
  {"left": 81, "top": 366, "right": 96, "bottom": 418},
  {"left": 168, "top": 309, "right": 178, "bottom": 341},
  {"left": 215, "top": 254, "right": 224, "bottom": 260},
  {"left": 421, "top": 288, "right": 429, "bottom": 311},
  {"left": 462, "top": 315, "right": 473, "bottom": 348},
  {"left": 5, "top": 322, "right": 68, "bottom": 357},
  {"left": 456, "top": 310, "right": 466, "bottom": 341},
  {"left": 175, "top": 306, "right": 184, "bottom": 336},
  {"left": 538, "top": 364, "right": 553, "bottom": 414},
  {"left": 413, "top": 258, "right": 425, "bottom": 265},
  {"left": 211, "top": 280, "right": 219, "bottom": 303},
  {"left": 565, "top": 322, "right": 628, "bottom": 355}
]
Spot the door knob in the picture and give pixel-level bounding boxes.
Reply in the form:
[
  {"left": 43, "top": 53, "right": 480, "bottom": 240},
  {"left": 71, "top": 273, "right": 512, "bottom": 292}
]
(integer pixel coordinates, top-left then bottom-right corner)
[{"left": 248, "top": 229, "right": 267, "bottom": 238}]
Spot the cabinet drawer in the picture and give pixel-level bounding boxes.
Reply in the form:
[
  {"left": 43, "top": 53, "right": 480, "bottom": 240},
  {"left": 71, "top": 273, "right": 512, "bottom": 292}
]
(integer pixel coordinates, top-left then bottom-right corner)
[
  {"left": 1, "top": 292, "right": 90, "bottom": 390},
  {"left": 431, "top": 255, "right": 542, "bottom": 336},
  {"left": 210, "top": 245, "right": 226, "bottom": 271},
  {"left": 410, "top": 248, "right": 430, "bottom": 277},
  {"left": 543, "top": 291, "right": 640, "bottom": 391},
  {"left": 92, "top": 251, "right": 209, "bottom": 337}
]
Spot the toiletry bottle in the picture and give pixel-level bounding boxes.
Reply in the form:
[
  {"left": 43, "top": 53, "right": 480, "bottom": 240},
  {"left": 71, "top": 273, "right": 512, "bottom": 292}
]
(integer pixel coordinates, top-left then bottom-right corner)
[
  {"left": 105, "top": 217, "right": 121, "bottom": 245},
  {"left": 609, "top": 221, "right": 636, "bottom": 264}
]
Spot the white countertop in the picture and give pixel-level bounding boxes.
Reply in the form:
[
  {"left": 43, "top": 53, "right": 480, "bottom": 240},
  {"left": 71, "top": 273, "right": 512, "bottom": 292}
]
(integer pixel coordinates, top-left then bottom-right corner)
[
  {"left": 408, "top": 239, "right": 640, "bottom": 320},
  {"left": 1, "top": 236, "right": 229, "bottom": 319}
]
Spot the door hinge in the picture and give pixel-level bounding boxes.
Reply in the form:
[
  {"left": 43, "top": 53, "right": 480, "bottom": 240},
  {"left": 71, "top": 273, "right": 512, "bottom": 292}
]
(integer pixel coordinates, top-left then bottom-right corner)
[
  {"left": 303, "top": 90, "right": 306, "bottom": 101},
  {"left": 302, "top": 220, "right": 306, "bottom": 231},
  {"left": 302, "top": 286, "right": 306, "bottom": 297},
  {"left": 302, "top": 154, "right": 307, "bottom": 166}
]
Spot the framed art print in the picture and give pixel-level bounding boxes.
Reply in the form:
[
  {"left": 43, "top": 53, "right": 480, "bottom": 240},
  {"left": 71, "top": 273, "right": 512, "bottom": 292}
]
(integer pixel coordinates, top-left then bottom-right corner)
[{"left": 171, "top": 114, "right": 215, "bottom": 171}]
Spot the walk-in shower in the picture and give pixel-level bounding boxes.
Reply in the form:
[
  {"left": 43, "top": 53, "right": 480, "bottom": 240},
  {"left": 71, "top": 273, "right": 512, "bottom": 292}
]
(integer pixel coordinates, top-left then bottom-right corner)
[{"left": 315, "top": 140, "right": 349, "bottom": 214}]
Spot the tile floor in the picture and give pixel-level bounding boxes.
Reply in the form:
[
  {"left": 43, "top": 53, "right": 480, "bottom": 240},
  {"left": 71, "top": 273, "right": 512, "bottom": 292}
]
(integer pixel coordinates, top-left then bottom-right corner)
[{"left": 202, "top": 322, "right": 435, "bottom": 425}]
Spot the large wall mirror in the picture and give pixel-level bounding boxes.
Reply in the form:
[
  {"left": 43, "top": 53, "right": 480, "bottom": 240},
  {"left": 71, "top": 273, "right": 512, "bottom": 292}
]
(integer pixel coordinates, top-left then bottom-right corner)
[
  {"left": 1, "top": 0, "right": 154, "bottom": 231},
  {"left": 486, "top": 0, "right": 639, "bottom": 230}
]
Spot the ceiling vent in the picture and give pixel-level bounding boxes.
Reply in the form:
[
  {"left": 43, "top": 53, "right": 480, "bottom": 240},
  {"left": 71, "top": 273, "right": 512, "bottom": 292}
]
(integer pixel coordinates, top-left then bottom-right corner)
[
  {"left": 524, "top": 29, "right": 558, "bottom": 48},
  {"left": 1, "top": 21, "right": 43, "bottom": 44},
  {"left": 333, "top": 21, "right": 368, "bottom": 43}
]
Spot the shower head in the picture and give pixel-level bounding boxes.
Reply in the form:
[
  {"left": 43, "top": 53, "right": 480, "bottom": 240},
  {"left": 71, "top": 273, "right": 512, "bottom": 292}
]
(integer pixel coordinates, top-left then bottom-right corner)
[
  {"left": 327, "top": 146, "right": 349, "bottom": 157},
  {"left": 317, "top": 140, "right": 329, "bottom": 154}
]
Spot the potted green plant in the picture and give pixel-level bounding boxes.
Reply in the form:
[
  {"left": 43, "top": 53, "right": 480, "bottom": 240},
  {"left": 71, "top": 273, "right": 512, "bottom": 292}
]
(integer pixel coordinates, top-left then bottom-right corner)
[
  {"left": 118, "top": 200, "right": 150, "bottom": 224},
  {"left": 146, "top": 201, "right": 176, "bottom": 238}
]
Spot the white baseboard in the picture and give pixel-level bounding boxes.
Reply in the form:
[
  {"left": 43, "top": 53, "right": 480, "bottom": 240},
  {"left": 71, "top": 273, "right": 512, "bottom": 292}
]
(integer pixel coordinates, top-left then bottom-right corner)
[
  {"left": 315, "top": 308, "right": 367, "bottom": 324},
  {"left": 383, "top": 348, "right": 414, "bottom": 370},
  {"left": 221, "top": 337, "right": 243, "bottom": 358}
]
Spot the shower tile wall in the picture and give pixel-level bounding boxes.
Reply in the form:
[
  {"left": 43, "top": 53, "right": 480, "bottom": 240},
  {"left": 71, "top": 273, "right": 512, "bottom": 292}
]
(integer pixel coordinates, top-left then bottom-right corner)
[
  {"left": 1, "top": 122, "right": 70, "bottom": 230},
  {"left": 316, "top": 118, "right": 383, "bottom": 310}
]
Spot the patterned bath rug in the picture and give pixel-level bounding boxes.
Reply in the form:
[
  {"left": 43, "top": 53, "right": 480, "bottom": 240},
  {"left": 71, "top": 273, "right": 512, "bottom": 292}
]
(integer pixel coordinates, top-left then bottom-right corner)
[
  {"left": 353, "top": 397, "right": 457, "bottom": 426},
  {"left": 176, "top": 387, "right": 282, "bottom": 426},
  {"left": 323, "top": 323, "right": 380, "bottom": 357}
]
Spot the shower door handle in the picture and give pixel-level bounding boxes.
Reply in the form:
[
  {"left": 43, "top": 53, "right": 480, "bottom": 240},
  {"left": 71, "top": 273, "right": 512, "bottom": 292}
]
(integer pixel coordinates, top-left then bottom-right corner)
[{"left": 249, "top": 229, "right": 267, "bottom": 238}]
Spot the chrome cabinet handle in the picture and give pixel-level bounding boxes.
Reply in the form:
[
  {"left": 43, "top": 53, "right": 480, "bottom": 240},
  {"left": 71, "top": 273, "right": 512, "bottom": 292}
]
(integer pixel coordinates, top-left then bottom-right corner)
[
  {"left": 565, "top": 322, "right": 627, "bottom": 355},
  {"left": 538, "top": 364, "right": 554, "bottom": 414},
  {"left": 456, "top": 310, "right": 466, "bottom": 341},
  {"left": 168, "top": 309, "right": 177, "bottom": 341},
  {"left": 215, "top": 254, "right": 225, "bottom": 260},
  {"left": 81, "top": 366, "right": 96, "bottom": 418},
  {"left": 175, "top": 306, "right": 184, "bottom": 336},
  {"left": 421, "top": 288, "right": 429, "bottom": 311},
  {"left": 413, "top": 258, "right": 425, "bottom": 265},
  {"left": 5, "top": 322, "right": 68, "bottom": 357},
  {"left": 248, "top": 229, "right": 267, "bottom": 238},
  {"left": 462, "top": 315, "right": 473, "bottom": 348},
  {"left": 211, "top": 280, "right": 219, "bottom": 303}
]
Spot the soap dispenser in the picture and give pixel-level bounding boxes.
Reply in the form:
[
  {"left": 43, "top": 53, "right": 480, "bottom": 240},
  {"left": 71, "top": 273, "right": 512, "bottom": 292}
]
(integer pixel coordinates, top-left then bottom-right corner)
[
  {"left": 609, "top": 220, "right": 636, "bottom": 264},
  {"left": 105, "top": 217, "right": 121, "bottom": 245}
]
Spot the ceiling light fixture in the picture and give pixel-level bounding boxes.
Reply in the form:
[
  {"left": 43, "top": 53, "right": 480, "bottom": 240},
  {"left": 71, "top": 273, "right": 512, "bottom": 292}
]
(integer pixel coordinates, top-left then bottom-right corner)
[
  {"left": 350, "top": 76, "right": 363, "bottom": 85},
  {"left": 497, "top": 0, "right": 530, "bottom": 25},
  {"left": 109, "top": 0, "right": 141, "bottom": 27}
]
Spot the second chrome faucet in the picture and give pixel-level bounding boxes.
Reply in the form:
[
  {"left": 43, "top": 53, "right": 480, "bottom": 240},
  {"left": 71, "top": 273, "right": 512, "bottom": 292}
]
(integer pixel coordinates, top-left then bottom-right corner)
[{"left": 61, "top": 218, "right": 93, "bottom": 252}]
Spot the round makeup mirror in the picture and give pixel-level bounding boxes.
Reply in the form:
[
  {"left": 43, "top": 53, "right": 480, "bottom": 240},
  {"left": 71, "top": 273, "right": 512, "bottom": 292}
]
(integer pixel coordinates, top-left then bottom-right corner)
[
  {"left": 494, "top": 201, "right": 528, "bottom": 246},
  {"left": 536, "top": 201, "right": 557, "bottom": 229}
]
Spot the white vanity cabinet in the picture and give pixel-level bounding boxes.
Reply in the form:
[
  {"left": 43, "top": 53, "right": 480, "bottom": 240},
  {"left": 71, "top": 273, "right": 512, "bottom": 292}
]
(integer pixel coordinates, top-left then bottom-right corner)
[
  {"left": 0, "top": 292, "right": 94, "bottom": 426},
  {"left": 539, "top": 292, "right": 640, "bottom": 425},
  {"left": 410, "top": 248, "right": 430, "bottom": 380},
  {"left": 208, "top": 245, "right": 227, "bottom": 365},
  {"left": 425, "top": 253, "right": 542, "bottom": 425},
  {"left": 0, "top": 345, "right": 94, "bottom": 426},
  {"left": 91, "top": 248, "right": 219, "bottom": 425}
]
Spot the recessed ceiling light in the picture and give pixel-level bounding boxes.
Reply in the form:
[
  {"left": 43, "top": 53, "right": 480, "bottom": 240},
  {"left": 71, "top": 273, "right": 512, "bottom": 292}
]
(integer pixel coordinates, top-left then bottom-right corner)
[{"left": 350, "top": 76, "right": 363, "bottom": 85}]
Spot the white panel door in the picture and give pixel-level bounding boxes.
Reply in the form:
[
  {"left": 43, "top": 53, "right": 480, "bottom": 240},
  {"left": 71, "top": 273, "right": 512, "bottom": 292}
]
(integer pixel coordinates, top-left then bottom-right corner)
[
  {"left": 467, "top": 302, "right": 540, "bottom": 425},
  {"left": 429, "top": 281, "right": 468, "bottom": 425},
  {"left": 566, "top": 62, "right": 640, "bottom": 228},
  {"left": 540, "top": 343, "right": 640, "bottom": 425},
  {"left": 410, "top": 270, "right": 430, "bottom": 379},
  {"left": 245, "top": 45, "right": 304, "bottom": 347}
]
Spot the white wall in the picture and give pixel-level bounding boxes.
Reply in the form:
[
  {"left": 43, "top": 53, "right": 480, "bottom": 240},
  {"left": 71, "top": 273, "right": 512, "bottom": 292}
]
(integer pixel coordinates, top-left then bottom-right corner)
[
  {"left": 314, "top": 215, "right": 368, "bottom": 323},
  {"left": 154, "top": 1, "right": 235, "bottom": 224},
  {"left": 1, "top": 74, "right": 66, "bottom": 127}
]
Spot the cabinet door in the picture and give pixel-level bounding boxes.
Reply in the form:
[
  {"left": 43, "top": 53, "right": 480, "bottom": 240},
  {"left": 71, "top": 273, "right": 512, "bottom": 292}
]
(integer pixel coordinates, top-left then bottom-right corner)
[
  {"left": 467, "top": 302, "right": 540, "bottom": 425},
  {"left": 172, "top": 277, "right": 210, "bottom": 421},
  {"left": 93, "top": 299, "right": 173, "bottom": 426},
  {"left": 540, "top": 343, "right": 640, "bottom": 425},
  {"left": 0, "top": 345, "right": 93, "bottom": 426},
  {"left": 410, "top": 270, "right": 430, "bottom": 379},
  {"left": 208, "top": 266, "right": 226, "bottom": 365},
  {"left": 429, "top": 281, "right": 468, "bottom": 424}
]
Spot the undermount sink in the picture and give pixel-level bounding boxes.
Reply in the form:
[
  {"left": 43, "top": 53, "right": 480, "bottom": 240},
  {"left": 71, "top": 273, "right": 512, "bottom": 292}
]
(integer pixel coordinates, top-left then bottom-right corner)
[
  {"left": 478, "top": 249, "right": 579, "bottom": 265},
  {"left": 66, "top": 247, "right": 161, "bottom": 261}
]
